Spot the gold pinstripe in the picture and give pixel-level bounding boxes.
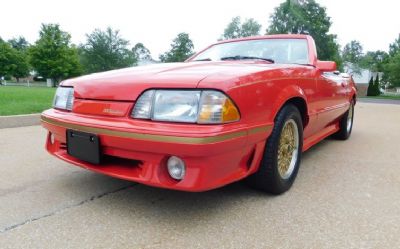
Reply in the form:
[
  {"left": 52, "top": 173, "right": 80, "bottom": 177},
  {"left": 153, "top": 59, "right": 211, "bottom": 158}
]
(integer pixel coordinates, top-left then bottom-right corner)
[{"left": 41, "top": 116, "right": 272, "bottom": 145}]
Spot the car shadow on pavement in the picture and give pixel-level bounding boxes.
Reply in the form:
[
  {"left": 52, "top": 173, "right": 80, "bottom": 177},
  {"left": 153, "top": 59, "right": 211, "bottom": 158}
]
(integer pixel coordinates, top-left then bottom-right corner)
[
  {"left": 301, "top": 137, "right": 331, "bottom": 160},
  {"left": 50, "top": 135, "right": 335, "bottom": 228}
]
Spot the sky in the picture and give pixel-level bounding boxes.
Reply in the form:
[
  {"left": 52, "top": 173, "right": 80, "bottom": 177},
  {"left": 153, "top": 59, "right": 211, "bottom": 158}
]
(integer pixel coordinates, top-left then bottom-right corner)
[{"left": 0, "top": 0, "right": 399, "bottom": 58}]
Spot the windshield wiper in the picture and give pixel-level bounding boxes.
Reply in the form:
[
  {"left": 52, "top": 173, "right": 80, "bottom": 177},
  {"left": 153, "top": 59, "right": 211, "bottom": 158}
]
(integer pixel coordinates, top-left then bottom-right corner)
[
  {"left": 192, "top": 58, "right": 212, "bottom": 61},
  {"left": 220, "top": 55, "right": 274, "bottom": 63}
]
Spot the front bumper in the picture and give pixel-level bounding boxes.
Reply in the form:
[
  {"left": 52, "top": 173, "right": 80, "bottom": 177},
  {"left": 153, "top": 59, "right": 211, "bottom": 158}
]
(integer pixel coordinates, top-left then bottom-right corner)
[{"left": 41, "top": 109, "right": 272, "bottom": 192}]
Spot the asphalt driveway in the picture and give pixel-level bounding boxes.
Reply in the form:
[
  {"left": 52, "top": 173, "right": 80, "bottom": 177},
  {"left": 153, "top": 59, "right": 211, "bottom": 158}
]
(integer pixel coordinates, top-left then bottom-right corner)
[{"left": 0, "top": 102, "right": 399, "bottom": 249}]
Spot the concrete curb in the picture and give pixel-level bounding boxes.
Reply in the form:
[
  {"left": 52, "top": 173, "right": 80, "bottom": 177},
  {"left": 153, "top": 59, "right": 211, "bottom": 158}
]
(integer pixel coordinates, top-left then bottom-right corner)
[{"left": 0, "top": 113, "right": 41, "bottom": 129}]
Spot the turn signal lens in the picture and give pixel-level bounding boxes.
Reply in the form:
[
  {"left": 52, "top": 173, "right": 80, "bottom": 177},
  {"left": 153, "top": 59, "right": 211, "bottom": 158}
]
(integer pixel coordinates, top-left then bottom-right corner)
[
  {"left": 222, "top": 98, "right": 241, "bottom": 123},
  {"left": 198, "top": 91, "right": 240, "bottom": 124}
]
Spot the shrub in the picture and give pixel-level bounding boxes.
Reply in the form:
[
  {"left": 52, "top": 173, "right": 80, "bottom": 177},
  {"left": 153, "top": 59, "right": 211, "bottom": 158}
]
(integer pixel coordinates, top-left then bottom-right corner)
[{"left": 367, "top": 77, "right": 374, "bottom": 96}]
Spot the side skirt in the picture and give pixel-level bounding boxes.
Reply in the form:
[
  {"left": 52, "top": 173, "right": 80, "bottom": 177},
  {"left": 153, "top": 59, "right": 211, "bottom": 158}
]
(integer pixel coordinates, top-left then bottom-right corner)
[{"left": 302, "top": 123, "right": 339, "bottom": 152}]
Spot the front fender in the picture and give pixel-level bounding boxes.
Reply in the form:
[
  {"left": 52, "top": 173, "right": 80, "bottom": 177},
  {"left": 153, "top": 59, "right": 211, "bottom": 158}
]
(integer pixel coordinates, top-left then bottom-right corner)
[{"left": 270, "top": 84, "right": 308, "bottom": 121}]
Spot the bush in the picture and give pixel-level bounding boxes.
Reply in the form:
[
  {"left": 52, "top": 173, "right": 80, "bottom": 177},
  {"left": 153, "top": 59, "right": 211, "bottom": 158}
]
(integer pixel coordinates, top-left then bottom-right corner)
[
  {"left": 367, "top": 76, "right": 381, "bottom": 96},
  {"left": 367, "top": 77, "right": 374, "bottom": 96}
]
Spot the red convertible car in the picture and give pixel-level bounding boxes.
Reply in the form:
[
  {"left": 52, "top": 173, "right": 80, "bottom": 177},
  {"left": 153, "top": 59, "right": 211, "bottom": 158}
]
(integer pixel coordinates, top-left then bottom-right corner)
[{"left": 41, "top": 34, "right": 356, "bottom": 194}]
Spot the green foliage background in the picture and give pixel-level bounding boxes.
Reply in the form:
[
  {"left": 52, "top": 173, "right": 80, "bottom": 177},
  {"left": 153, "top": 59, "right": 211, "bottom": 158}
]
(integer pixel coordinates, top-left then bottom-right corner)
[
  {"left": 79, "top": 27, "right": 136, "bottom": 74},
  {"left": 160, "top": 33, "right": 194, "bottom": 62},
  {"left": 1, "top": 1, "right": 400, "bottom": 88},
  {"left": 29, "top": 24, "right": 82, "bottom": 84},
  {"left": 267, "top": 0, "right": 342, "bottom": 68}
]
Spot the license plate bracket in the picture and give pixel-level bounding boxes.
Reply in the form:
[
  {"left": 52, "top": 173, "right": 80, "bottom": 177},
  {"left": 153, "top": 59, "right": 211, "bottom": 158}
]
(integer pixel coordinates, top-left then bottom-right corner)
[{"left": 67, "top": 130, "right": 101, "bottom": 164}]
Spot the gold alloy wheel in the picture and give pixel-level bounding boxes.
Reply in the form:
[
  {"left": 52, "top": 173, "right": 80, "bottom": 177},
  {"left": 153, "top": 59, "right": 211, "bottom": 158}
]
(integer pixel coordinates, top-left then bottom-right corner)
[{"left": 277, "top": 119, "right": 299, "bottom": 179}]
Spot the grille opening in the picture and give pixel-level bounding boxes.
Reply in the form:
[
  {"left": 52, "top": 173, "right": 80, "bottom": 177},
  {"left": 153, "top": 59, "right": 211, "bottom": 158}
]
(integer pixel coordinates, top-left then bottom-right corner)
[
  {"left": 101, "top": 154, "right": 142, "bottom": 168},
  {"left": 246, "top": 148, "right": 256, "bottom": 169},
  {"left": 61, "top": 141, "right": 142, "bottom": 168}
]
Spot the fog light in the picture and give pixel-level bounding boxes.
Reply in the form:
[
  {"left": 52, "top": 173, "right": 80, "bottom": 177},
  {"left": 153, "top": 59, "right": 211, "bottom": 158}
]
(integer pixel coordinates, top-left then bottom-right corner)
[{"left": 167, "top": 156, "right": 186, "bottom": 180}]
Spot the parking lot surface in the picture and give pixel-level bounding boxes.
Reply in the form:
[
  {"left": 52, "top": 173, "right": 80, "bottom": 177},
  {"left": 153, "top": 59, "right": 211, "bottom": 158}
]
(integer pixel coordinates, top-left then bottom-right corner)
[{"left": 0, "top": 102, "right": 400, "bottom": 249}]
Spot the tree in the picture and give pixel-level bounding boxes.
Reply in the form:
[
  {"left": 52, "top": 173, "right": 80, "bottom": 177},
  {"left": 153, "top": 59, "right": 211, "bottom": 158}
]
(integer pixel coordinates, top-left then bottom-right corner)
[
  {"left": 381, "top": 35, "right": 400, "bottom": 88},
  {"left": 374, "top": 74, "right": 381, "bottom": 94},
  {"left": 366, "top": 77, "right": 375, "bottom": 96},
  {"left": 222, "top": 17, "right": 241, "bottom": 39},
  {"left": 367, "top": 75, "right": 381, "bottom": 96},
  {"left": 8, "top": 36, "right": 30, "bottom": 51},
  {"left": 11, "top": 49, "right": 30, "bottom": 82},
  {"left": 0, "top": 41, "right": 18, "bottom": 80},
  {"left": 221, "top": 16, "right": 262, "bottom": 40},
  {"left": 384, "top": 52, "right": 400, "bottom": 87},
  {"left": 389, "top": 34, "right": 400, "bottom": 56},
  {"left": 342, "top": 40, "right": 363, "bottom": 64},
  {"left": 29, "top": 24, "right": 82, "bottom": 85},
  {"left": 342, "top": 40, "right": 363, "bottom": 76},
  {"left": 79, "top": 27, "right": 136, "bottom": 73},
  {"left": 0, "top": 40, "right": 30, "bottom": 82},
  {"left": 359, "top": 50, "right": 388, "bottom": 72},
  {"left": 267, "top": 0, "right": 342, "bottom": 67},
  {"left": 132, "top": 43, "right": 151, "bottom": 61},
  {"left": 159, "top": 33, "right": 194, "bottom": 62},
  {"left": 241, "top": 18, "right": 262, "bottom": 38},
  {"left": 8, "top": 37, "right": 31, "bottom": 82}
]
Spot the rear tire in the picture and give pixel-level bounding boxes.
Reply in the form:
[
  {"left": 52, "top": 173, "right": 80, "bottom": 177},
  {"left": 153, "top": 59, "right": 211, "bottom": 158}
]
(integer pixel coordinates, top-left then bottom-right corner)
[
  {"left": 247, "top": 104, "right": 303, "bottom": 195},
  {"left": 332, "top": 100, "right": 354, "bottom": 140}
]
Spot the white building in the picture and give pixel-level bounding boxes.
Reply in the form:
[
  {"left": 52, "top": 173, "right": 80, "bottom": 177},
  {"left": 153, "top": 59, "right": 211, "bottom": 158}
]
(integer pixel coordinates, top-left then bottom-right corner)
[{"left": 344, "top": 63, "right": 382, "bottom": 96}]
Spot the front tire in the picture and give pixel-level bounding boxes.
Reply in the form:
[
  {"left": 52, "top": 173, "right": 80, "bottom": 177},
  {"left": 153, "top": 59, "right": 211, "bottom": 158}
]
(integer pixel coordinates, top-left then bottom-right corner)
[{"left": 247, "top": 104, "right": 303, "bottom": 195}]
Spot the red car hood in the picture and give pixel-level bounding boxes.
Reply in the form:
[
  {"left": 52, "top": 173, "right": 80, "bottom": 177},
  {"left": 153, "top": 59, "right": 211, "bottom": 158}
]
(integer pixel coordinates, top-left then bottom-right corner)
[{"left": 62, "top": 61, "right": 278, "bottom": 101}]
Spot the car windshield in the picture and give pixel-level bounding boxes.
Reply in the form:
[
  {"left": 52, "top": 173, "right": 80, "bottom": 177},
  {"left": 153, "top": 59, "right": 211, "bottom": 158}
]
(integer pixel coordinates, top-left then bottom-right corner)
[{"left": 191, "top": 38, "right": 310, "bottom": 64}]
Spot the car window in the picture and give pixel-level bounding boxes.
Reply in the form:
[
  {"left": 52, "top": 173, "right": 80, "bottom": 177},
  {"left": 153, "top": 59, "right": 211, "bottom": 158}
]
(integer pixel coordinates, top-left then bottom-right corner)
[{"left": 192, "top": 39, "right": 309, "bottom": 64}]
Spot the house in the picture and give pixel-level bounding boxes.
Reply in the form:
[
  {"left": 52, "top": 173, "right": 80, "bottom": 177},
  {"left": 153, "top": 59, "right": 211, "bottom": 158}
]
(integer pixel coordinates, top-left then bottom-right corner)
[
  {"left": 343, "top": 63, "right": 382, "bottom": 96},
  {"left": 351, "top": 69, "right": 374, "bottom": 96}
]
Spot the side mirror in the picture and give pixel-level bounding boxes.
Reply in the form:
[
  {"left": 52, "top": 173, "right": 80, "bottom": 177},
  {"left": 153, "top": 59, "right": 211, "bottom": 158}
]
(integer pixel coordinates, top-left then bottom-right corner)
[{"left": 316, "top": 60, "right": 337, "bottom": 72}]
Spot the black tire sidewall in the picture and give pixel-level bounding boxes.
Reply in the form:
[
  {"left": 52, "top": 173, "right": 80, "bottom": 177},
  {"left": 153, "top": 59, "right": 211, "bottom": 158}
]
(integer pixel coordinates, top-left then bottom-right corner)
[
  {"left": 346, "top": 102, "right": 354, "bottom": 136},
  {"left": 247, "top": 104, "right": 304, "bottom": 194},
  {"left": 334, "top": 100, "right": 354, "bottom": 140},
  {"left": 269, "top": 105, "right": 303, "bottom": 191}
]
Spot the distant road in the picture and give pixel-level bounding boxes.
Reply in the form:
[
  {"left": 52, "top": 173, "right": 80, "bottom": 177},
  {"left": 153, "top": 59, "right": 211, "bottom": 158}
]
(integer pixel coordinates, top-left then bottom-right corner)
[{"left": 358, "top": 97, "right": 400, "bottom": 105}]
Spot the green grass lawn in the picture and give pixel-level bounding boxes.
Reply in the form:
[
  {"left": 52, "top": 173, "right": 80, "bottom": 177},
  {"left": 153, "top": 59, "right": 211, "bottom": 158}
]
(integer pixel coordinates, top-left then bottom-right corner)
[{"left": 0, "top": 86, "right": 56, "bottom": 116}]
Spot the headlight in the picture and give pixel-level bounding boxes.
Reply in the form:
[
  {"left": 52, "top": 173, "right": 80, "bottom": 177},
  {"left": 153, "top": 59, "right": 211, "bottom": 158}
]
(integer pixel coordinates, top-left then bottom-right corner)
[
  {"left": 53, "top": 87, "right": 74, "bottom": 111},
  {"left": 153, "top": 90, "right": 200, "bottom": 122},
  {"left": 132, "top": 90, "right": 240, "bottom": 124}
]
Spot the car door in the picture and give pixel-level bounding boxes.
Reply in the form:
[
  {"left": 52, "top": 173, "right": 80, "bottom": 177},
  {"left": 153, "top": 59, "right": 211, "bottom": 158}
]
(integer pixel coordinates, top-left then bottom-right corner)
[{"left": 315, "top": 71, "right": 349, "bottom": 129}]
